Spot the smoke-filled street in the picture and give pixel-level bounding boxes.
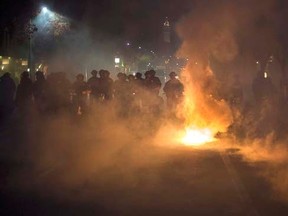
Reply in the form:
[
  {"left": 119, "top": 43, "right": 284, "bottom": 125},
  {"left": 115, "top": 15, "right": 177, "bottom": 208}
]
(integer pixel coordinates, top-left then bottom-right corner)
[
  {"left": 1, "top": 112, "right": 288, "bottom": 216},
  {"left": 2, "top": 0, "right": 288, "bottom": 215}
]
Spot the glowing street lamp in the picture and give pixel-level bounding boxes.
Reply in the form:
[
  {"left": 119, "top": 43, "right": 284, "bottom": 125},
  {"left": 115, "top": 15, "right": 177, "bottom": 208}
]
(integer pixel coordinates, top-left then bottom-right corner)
[
  {"left": 42, "top": 7, "right": 48, "bottom": 14},
  {"left": 26, "top": 6, "right": 51, "bottom": 80},
  {"left": 27, "top": 6, "right": 69, "bottom": 78},
  {"left": 36, "top": 7, "right": 70, "bottom": 37}
]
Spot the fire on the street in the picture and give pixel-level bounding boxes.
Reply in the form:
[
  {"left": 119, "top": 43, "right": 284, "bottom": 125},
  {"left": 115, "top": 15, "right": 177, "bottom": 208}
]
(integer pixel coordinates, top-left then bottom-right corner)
[
  {"left": 171, "top": 61, "right": 232, "bottom": 148},
  {"left": 181, "top": 127, "right": 216, "bottom": 146}
]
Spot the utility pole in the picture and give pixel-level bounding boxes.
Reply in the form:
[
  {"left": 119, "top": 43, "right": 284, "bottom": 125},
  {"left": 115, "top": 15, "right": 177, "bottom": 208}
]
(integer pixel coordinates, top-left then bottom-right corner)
[{"left": 26, "top": 19, "right": 37, "bottom": 80}]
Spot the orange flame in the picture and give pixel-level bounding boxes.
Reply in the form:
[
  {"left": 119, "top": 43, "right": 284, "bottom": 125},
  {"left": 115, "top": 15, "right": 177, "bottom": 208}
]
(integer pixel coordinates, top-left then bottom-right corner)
[
  {"left": 176, "top": 64, "right": 232, "bottom": 146},
  {"left": 182, "top": 127, "right": 216, "bottom": 146}
]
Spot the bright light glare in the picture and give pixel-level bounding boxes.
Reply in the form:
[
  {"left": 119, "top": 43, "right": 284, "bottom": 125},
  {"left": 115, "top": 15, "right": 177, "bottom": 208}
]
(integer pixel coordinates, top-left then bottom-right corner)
[
  {"left": 182, "top": 128, "right": 216, "bottom": 146},
  {"left": 115, "top": 57, "right": 120, "bottom": 64},
  {"left": 42, "top": 7, "right": 48, "bottom": 13}
]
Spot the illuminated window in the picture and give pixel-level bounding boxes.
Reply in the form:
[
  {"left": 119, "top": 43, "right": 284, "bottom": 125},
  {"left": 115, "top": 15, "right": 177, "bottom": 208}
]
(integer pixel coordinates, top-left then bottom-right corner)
[
  {"left": 2, "top": 58, "right": 9, "bottom": 65},
  {"left": 22, "top": 60, "right": 28, "bottom": 66}
]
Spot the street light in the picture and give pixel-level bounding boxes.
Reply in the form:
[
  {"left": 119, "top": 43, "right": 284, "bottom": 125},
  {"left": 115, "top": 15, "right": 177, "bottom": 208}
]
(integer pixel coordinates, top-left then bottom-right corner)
[
  {"left": 26, "top": 7, "right": 69, "bottom": 78},
  {"left": 36, "top": 7, "right": 69, "bottom": 36},
  {"left": 25, "top": 6, "right": 51, "bottom": 80},
  {"left": 26, "top": 6, "right": 52, "bottom": 79},
  {"left": 42, "top": 7, "right": 48, "bottom": 14}
]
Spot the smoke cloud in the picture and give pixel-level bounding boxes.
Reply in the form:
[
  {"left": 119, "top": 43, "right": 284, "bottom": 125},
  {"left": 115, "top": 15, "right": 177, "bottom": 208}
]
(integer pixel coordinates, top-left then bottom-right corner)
[
  {"left": 7, "top": 105, "right": 174, "bottom": 205},
  {"left": 174, "top": 0, "right": 288, "bottom": 204},
  {"left": 4, "top": 0, "right": 288, "bottom": 212}
]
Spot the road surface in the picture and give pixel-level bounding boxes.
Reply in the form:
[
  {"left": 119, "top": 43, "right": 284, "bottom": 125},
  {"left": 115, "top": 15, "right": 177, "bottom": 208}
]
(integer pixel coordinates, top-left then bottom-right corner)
[{"left": 1, "top": 118, "right": 288, "bottom": 215}]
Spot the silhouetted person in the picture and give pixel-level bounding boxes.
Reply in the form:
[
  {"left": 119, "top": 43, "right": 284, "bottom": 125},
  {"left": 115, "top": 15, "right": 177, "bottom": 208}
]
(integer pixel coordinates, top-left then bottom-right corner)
[
  {"left": 15, "top": 71, "right": 33, "bottom": 111},
  {"left": 163, "top": 72, "right": 184, "bottom": 110},
  {"left": 135, "top": 72, "right": 144, "bottom": 87},
  {"left": 72, "top": 74, "right": 88, "bottom": 114},
  {"left": 144, "top": 70, "right": 161, "bottom": 95},
  {"left": 143, "top": 70, "right": 163, "bottom": 114},
  {"left": 114, "top": 72, "right": 129, "bottom": 115},
  {"left": 33, "top": 71, "right": 48, "bottom": 113},
  {"left": 87, "top": 70, "right": 100, "bottom": 101},
  {"left": 114, "top": 72, "right": 128, "bottom": 99},
  {"left": 135, "top": 72, "right": 144, "bottom": 81},
  {"left": 127, "top": 74, "right": 136, "bottom": 97},
  {"left": 127, "top": 74, "right": 134, "bottom": 82},
  {"left": 46, "top": 72, "right": 71, "bottom": 113},
  {"left": 127, "top": 74, "right": 141, "bottom": 113},
  {"left": 0, "top": 72, "right": 16, "bottom": 118},
  {"left": 99, "top": 70, "right": 113, "bottom": 101},
  {"left": 130, "top": 72, "right": 145, "bottom": 112}
]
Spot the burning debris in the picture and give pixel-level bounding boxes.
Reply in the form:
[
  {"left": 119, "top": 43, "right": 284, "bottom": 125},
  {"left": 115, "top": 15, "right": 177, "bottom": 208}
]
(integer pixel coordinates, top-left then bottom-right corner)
[{"left": 181, "top": 127, "right": 216, "bottom": 146}]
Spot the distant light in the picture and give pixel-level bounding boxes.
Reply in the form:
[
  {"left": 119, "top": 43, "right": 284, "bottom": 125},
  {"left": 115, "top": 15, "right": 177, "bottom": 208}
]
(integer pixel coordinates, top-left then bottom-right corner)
[
  {"left": 138, "top": 46, "right": 142, "bottom": 49},
  {"left": 264, "top": 72, "right": 268, "bottom": 79},
  {"left": 2, "top": 58, "right": 9, "bottom": 65},
  {"left": 21, "top": 60, "right": 28, "bottom": 66},
  {"left": 256, "top": 61, "right": 259, "bottom": 64},
  {"left": 126, "top": 42, "right": 130, "bottom": 46},
  {"left": 1, "top": 66, "right": 4, "bottom": 70},
  {"left": 164, "top": 17, "right": 170, "bottom": 27},
  {"left": 269, "top": 56, "right": 273, "bottom": 63},
  {"left": 115, "top": 57, "right": 120, "bottom": 64},
  {"left": 42, "top": 7, "right": 48, "bottom": 13},
  {"left": 27, "top": 68, "right": 30, "bottom": 72}
]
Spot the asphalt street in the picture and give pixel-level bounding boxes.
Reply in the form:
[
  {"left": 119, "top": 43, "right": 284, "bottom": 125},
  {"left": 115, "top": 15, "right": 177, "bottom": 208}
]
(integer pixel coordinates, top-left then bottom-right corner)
[{"left": 1, "top": 118, "right": 288, "bottom": 215}]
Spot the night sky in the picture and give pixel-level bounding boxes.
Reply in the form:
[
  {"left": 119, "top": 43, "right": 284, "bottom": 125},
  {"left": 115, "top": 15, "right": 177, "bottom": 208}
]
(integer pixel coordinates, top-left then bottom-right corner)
[
  {"left": 2, "top": 0, "right": 288, "bottom": 62},
  {"left": 0, "top": 0, "right": 194, "bottom": 47},
  {"left": 52, "top": 0, "right": 193, "bottom": 38}
]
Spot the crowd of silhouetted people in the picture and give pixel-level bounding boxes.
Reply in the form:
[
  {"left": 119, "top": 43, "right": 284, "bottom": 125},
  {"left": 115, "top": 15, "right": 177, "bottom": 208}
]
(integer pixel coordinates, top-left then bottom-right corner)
[
  {"left": 1, "top": 65, "right": 287, "bottom": 140},
  {"left": 0, "top": 69, "right": 184, "bottom": 120}
]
